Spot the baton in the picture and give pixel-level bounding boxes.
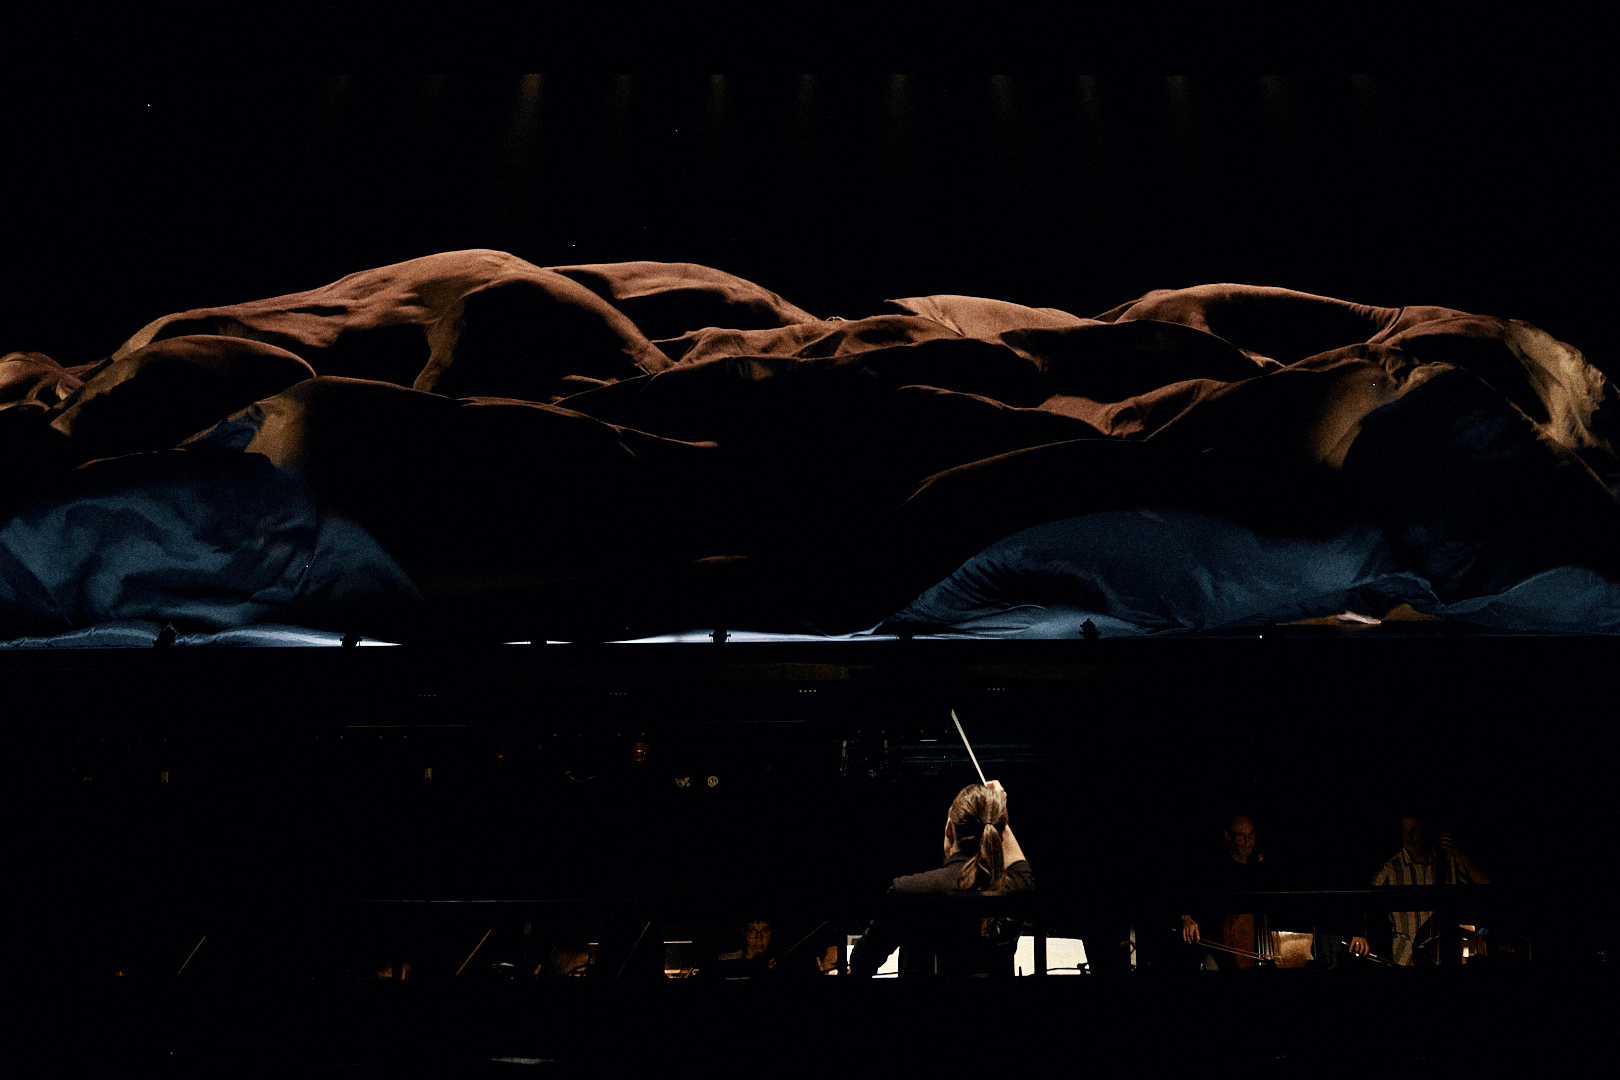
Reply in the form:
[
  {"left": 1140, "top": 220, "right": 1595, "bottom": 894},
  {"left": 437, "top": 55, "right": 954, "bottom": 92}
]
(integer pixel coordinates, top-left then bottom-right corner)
[{"left": 950, "top": 709, "right": 988, "bottom": 785}]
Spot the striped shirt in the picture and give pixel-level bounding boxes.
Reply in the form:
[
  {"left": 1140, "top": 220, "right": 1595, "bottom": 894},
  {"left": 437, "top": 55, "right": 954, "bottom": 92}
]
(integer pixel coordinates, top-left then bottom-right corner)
[{"left": 1371, "top": 847, "right": 1477, "bottom": 965}]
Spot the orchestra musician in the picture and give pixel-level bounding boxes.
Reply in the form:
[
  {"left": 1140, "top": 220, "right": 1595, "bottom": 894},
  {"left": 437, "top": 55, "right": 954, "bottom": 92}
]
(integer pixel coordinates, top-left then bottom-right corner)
[
  {"left": 849, "top": 779, "right": 1032, "bottom": 977},
  {"left": 1349, "top": 811, "right": 1489, "bottom": 965},
  {"left": 1179, "top": 812, "right": 1274, "bottom": 971},
  {"left": 714, "top": 918, "right": 778, "bottom": 972}
]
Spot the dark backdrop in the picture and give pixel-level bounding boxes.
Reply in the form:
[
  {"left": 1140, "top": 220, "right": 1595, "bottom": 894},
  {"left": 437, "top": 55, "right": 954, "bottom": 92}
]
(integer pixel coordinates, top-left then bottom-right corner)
[{"left": 5, "top": 73, "right": 1614, "bottom": 378}]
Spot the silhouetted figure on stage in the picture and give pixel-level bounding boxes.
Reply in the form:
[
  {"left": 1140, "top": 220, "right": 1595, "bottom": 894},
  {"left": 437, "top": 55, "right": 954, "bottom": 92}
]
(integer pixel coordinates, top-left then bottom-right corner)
[
  {"left": 1180, "top": 812, "right": 1274, "bottom": 971},
  {"left": 522, "top": 922, "right": 594, "bottom": 978},
  {"left": 765, "top": 922, "right": 846, "bottom": 977},
  {"left": 849, "top": 779, "right": 1033, "bottom": 978},
  {"left": 1350, "top": 811, "right": 1489, "bottom": 965},
  {"left": 760, "top": 924, "right": 846, "bottom": 977},
  {"left": 536, "top": 941, "right": 594, "bottom": 979},
  {"left": 811, "top": 943, "right": 841, "bottom": 975}
]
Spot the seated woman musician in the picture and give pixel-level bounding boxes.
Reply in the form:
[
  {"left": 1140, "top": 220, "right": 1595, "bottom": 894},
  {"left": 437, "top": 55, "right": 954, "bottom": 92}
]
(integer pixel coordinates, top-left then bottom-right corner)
[
  {"left": 849, "top": 780, "right": 1033, "bottom": 977},
  {"left": 708, "top": 917, "right": 778, "bottom": 977}
]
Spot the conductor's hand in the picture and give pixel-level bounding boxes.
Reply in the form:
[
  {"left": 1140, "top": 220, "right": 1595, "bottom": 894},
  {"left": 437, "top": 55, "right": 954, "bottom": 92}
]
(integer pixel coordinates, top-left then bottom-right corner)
[
  {"left": 986, "top": 779, "right": 1006, "bottom": 796},
  {"left": 1349, "top": 936, "right": 1370, "bottom": 956},
  {"left": 1438, "top": 833, "right": 1458, "bottom": 856},
  {"left": 1181, "top": 915, "right": 1200, "bottom": 944}
]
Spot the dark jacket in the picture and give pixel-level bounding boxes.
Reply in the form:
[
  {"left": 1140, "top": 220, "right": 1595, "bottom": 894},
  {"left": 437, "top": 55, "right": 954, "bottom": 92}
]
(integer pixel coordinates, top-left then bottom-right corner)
[{"left": 850, "top": 853, "right": 1035, "bottom": 977}]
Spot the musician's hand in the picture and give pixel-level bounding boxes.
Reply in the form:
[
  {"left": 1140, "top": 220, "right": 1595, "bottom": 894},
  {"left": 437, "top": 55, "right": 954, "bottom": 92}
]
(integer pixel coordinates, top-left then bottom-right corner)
[
  {"left": 1349, "top": 936, "right": 1370, "bottom": 956},
  {"left": 1439, "top": 833, "right": 1458, "bottom": 856},
  {"left": 1181, "top": 915, "right": 1200, "bottom": 944}
]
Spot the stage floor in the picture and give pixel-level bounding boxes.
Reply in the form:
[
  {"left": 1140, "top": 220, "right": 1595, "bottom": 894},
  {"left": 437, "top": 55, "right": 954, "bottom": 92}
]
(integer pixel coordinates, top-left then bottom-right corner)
[{"left": 27, "top": 966, "right": 1615, "bottom": 1076}]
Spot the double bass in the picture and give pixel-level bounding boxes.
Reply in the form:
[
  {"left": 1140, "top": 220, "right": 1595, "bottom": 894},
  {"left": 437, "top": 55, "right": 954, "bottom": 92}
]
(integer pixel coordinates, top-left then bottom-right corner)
[
  {"left": 1217, "top": 850, "right": 1274, "bottom": 970},
  {"left": 1220, "top": 912, "right": 1269, "bottom": 970}
]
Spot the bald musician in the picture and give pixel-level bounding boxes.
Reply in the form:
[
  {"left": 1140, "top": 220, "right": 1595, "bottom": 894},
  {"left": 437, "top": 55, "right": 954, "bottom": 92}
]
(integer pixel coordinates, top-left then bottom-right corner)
[{"left": 1180, "top": 813, "right": 1272, "bottom": 971}]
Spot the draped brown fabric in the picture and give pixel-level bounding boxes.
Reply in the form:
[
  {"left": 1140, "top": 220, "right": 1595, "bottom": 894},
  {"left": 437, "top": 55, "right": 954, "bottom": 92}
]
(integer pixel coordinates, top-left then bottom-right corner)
[{"left": 2, "top": 252, "right": 1615, "bottom": 641}]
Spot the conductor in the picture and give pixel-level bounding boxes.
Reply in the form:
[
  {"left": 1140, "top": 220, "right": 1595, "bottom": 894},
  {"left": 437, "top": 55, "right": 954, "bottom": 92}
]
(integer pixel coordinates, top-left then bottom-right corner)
[{"left": 849, "top": 779, "right": 1033, "bottom": 977}]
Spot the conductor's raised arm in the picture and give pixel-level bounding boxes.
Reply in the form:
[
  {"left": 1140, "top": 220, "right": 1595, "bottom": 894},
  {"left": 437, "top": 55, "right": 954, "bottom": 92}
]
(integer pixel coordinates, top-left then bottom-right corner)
[{"left": 985, "top": 780, "right": 1027, "bottom": 867}]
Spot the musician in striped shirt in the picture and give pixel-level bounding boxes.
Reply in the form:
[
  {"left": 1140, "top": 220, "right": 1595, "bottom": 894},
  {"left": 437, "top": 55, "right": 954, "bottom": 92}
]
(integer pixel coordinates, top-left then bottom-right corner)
[{"left": 1350, "top": 812, "right": 1490, "bottom": 965}]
